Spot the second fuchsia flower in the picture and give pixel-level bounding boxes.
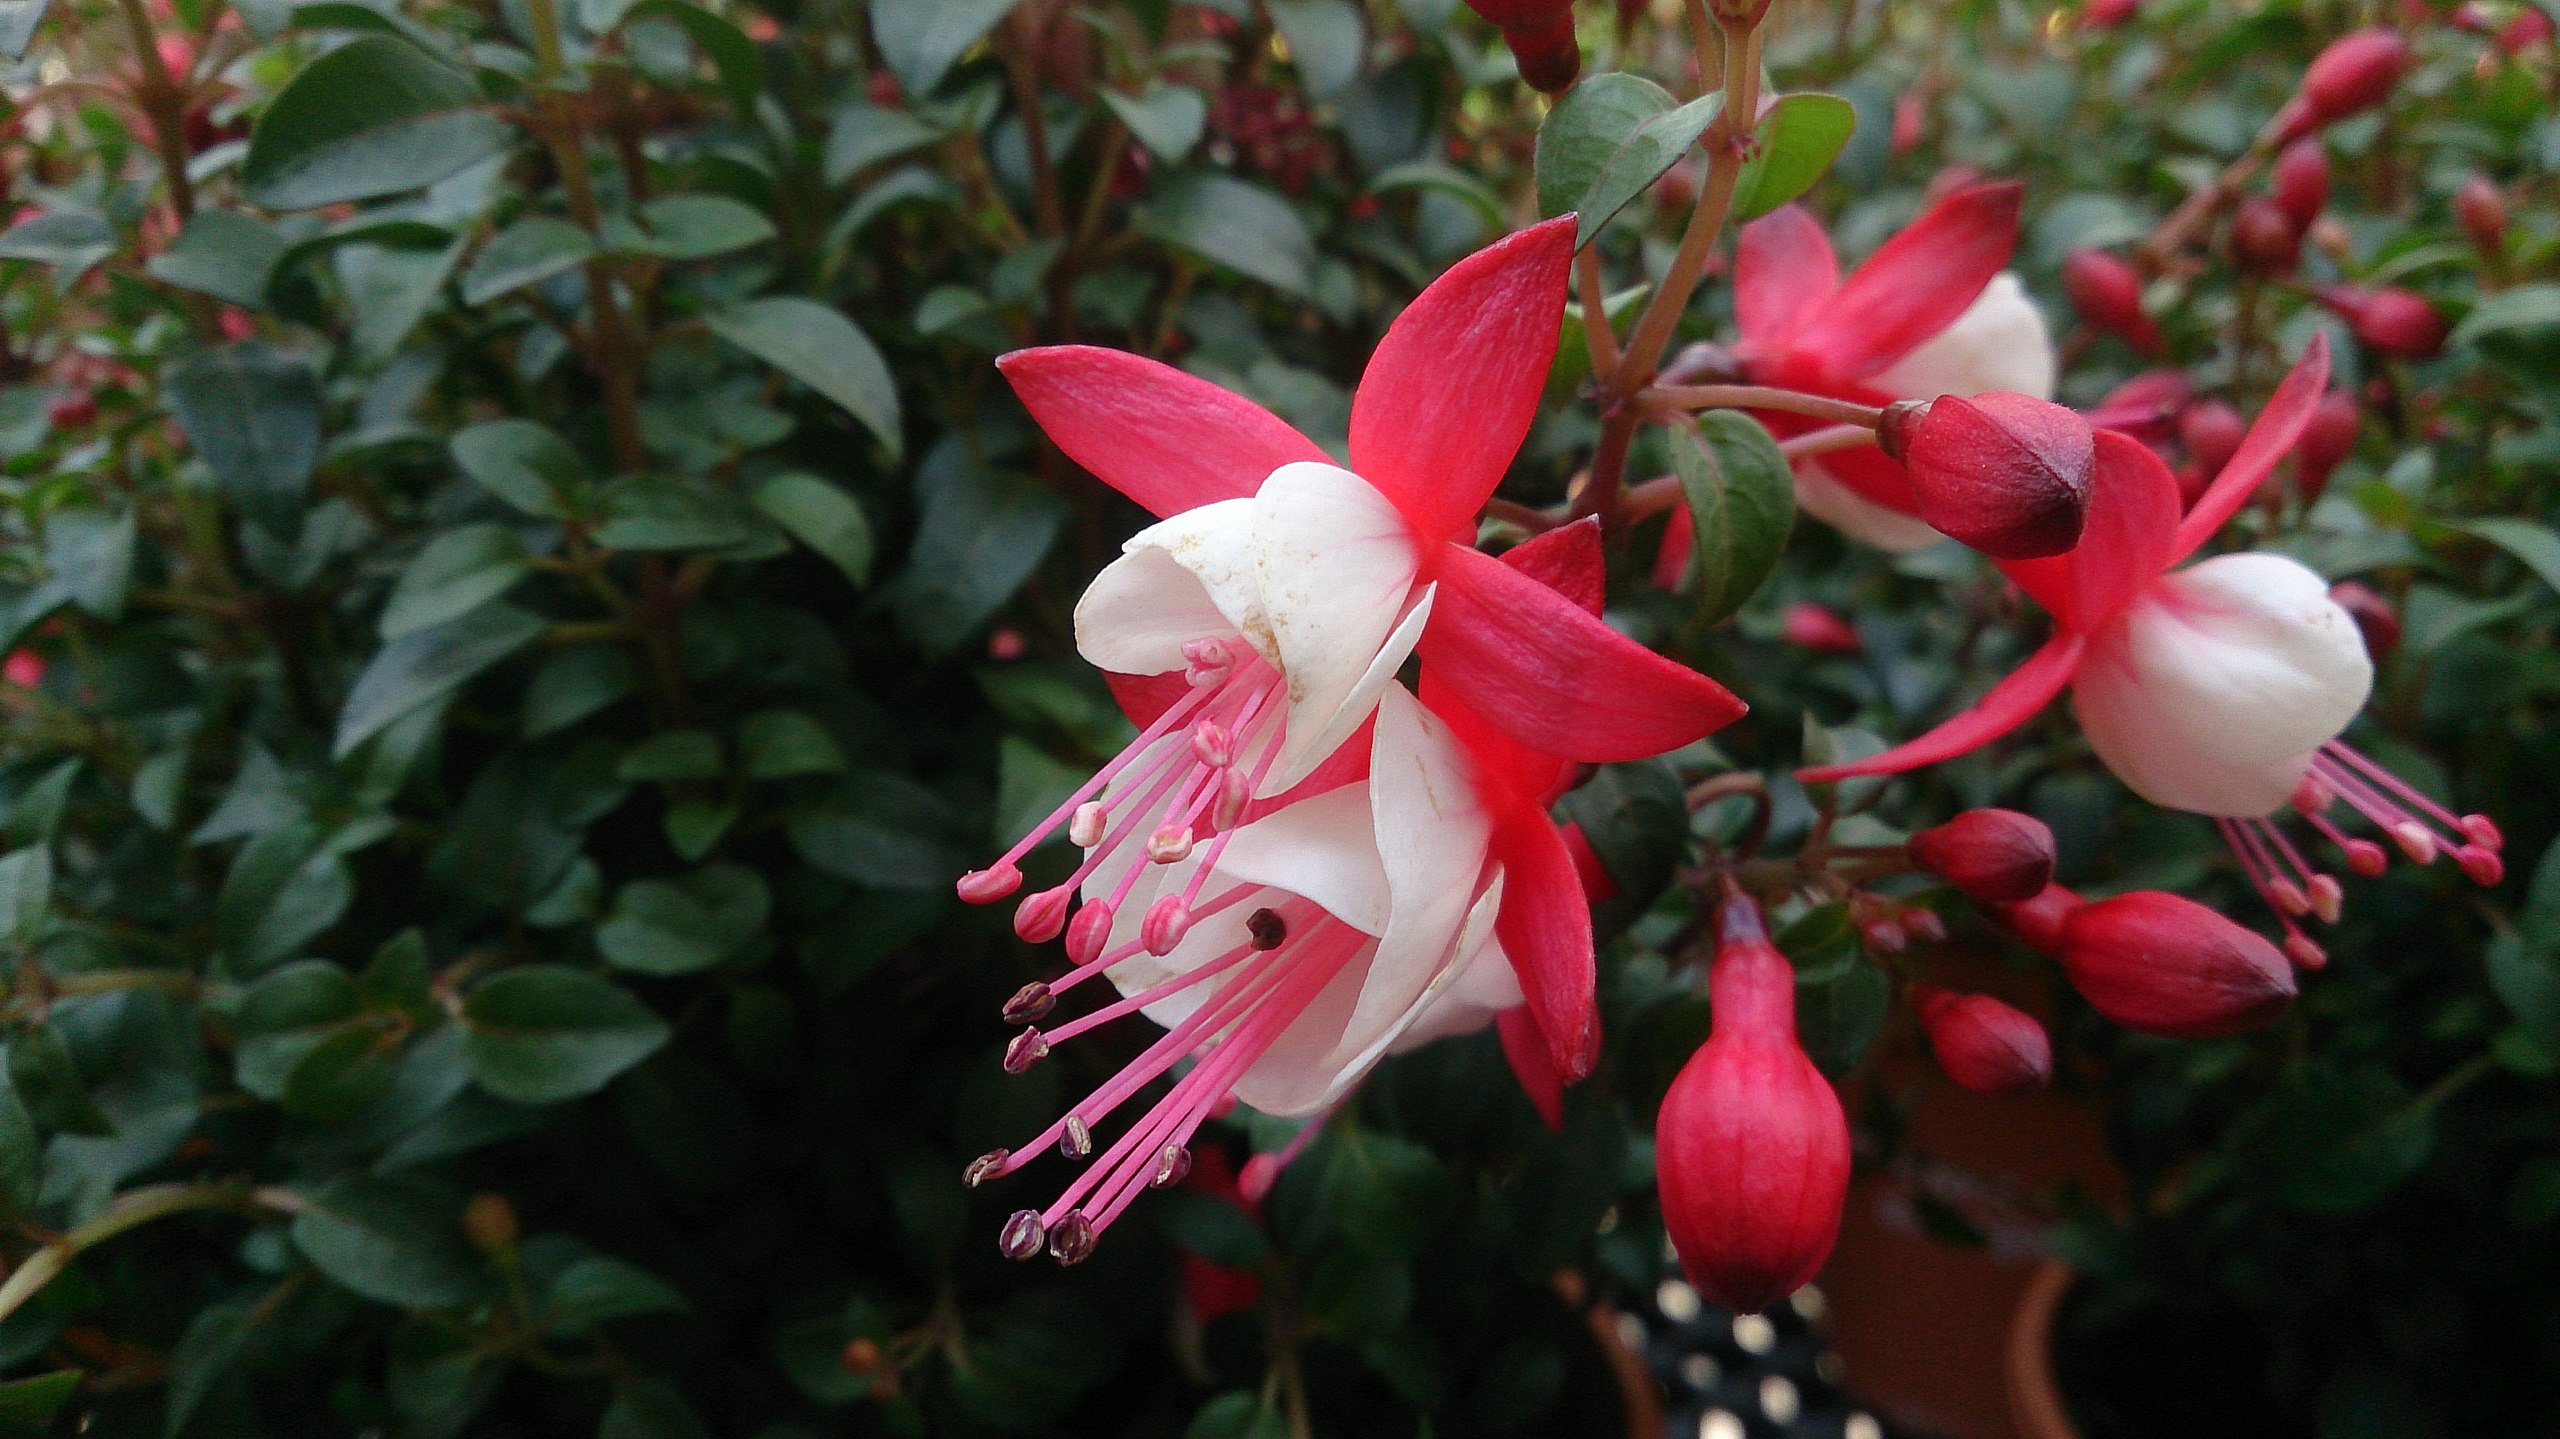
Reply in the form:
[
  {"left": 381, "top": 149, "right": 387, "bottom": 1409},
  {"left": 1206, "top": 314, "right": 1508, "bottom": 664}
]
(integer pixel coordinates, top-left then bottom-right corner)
[{"left": 1803, "top": 335, "right": 2504, "bottom": 964}]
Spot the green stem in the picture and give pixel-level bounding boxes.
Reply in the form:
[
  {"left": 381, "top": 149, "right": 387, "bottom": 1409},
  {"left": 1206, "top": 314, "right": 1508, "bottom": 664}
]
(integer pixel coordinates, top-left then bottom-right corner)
[{"left": 0, "top": 1183, "right": 300, "bottom": 1326}]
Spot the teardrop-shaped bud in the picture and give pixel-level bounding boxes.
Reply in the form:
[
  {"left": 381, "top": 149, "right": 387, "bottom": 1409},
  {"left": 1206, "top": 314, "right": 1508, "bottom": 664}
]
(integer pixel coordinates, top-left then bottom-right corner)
[
  {"left": 2228, "top": 197, "right": 2302, "bottom": 274},
  {"left": 2270, "top": 139, "right": 2329, "bottom": 232},
  {"left": 2057, "top": 891, "right": 2298, "bottom": 1039},
  {"left": 2060, "top": 249, "right": 2159, "bottom": 354},
  {"left": 1993, "top": 882, "right": 2085, "bottom": 957},
  {"left": 1881, "top": 393, "right": 2093, "bottom": 560},
  {"left": 1910, "top": 809, "right": 2057, "bottom": 905},
  {"left": 1014, "top": 886, "right": 1072, "bottom": 943},
  {"left": 958, "top": 864, "right": 1023, "bottom": 904},
  {"left": 1657, "top": 897, "right": 1851, "bottom": 1316},
  {"left": 2315, "top": 284, "right": 2447, "bottom": 359},
  {"left": 2293, "top": 389, "right": 2360, "bottom": 503},
  {"left": 1780, "top": 601, "right": 1861, "bottom": 655},
  {"left": 1912, "top": 985, "right": 2053, "bottom": 1093},
  {"left": 1065, "top": 899, "right": 1116, "bottom": 966},
  {"left": 2456, "top": 174, "right": 2509, "bottom": 258},
  {"left": 2291, "top": 28, "right": 2414, "bottom": 134},
  {"left": 2327, "top": 580, "right": 2399, "bottom": 663}
]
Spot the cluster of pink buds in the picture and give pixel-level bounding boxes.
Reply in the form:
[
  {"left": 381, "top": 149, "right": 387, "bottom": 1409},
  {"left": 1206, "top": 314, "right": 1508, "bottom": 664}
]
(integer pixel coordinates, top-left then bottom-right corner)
[{"left": 1657, "top": 896, "right": 1850, "bottom": 1315}]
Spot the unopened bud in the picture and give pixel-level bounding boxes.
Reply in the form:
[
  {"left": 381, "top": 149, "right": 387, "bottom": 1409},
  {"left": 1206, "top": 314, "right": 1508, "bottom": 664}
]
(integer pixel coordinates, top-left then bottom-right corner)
[
  {"left": 1912, "top": 986, "right": 2052, "bottom": 1093},
  {"left": 1065, "top": 900, "right": 1115, "bottom": 965},
  {"left": 999, "top": 1210, "right": 1046, "bottom": 1260},
  {"left": 1994, "top": 883, "right": 2085, "bottom": 956},
  {"left": 2057, "top": 891, "right": 2298, "bottom": 1039},
  {"left": 1881, "top": 393, "right": 2093, "bottom": 559},
  {"left": 2316, "top": 285, "right": 2447, "bottom": 360},
  {"left": 1462, "top": 0, "right": 1581, "bottom": 91},
  {"left": 2327, "top": 580, "right": 2399, "bottom": 662},
  {"left": 2081, "top": 0, "right": 2139, "bottom": 28},
  {"left": 2285, "top": 934, "right": 2329, "bottom": 970},
  {"left": 2229, "top": 197, "right": 2301, "bottom": 273},
  {"left": 2293, "top": 28, "right": 2414, "bottom": 133},
  {"left": 2179, "top": 400, "right": 2247, "bottom": 479},
  {"left": 1657, "top": 897, "right": 1850, "bottom": 1316},
  {"left": 958, "top": 864, "right": 1022, "bottom": 904},
  {"left": 2456, "top": 174, "right": 2508, "bottom": 257},
  {"left": 2294, "top": 390, "right": 2360, "bottom": 503},
  {"left": 1781, "top": 601, "right": 1861, "bottom": 655},
  {"left": 2270, "top": 139, "right": 2330, "bottom": 231},
  {"left": 2461, "top": 814, "right": 2504, "bottom": 850},
  {"left": 840, "top": 1337, "right": 886, "bottom": 1379},
  {"left": 1910, "top": 809, "right": 2057, "bottom": 905},
  {"left": 2060, "top": 249, "right": 2159, "bottom": 354},
  {"left": 1048, "top": 1209, "right": 1098, "bottom": 1264},
  {"left": 462, "top": 1192, "right": 518, "bottom": 1253}
]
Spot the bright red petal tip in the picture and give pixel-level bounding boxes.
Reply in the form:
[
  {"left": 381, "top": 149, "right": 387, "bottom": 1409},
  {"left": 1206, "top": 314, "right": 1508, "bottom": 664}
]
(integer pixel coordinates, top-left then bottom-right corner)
[
  {"left": 999, "top": 345, "right": 1327, "bottom": 519},
  {"left": 1499, "top": 516, "right": 1606, "bottom": 616},
  {"left": 1995, "top": 428, "right": 2181, "bottom": 632},
  {"left": 2171, "top": 334, "right": 2333, "bottom": 560},
  {"left": 1733, "top": 204, "right": 1841, "bottom": 346},
  {"left": 1494, "top": 813, "right": 1601, "bottom": 1083},
  {"left": 1349, "top": 217, "right": 1577, "bottom": 545},
  {"left": 1496, "top": 1007, "right": 1565, "bottom": 1129},
  {"left": 1795, "top": 632, "right": 2085, "bottom": 783},
  {"left": 1788, "top": 181, "right": 2023, "bottom": 381}
]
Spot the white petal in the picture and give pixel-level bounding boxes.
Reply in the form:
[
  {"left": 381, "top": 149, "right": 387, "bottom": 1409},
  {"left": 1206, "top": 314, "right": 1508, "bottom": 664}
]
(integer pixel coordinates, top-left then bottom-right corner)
[
  {"left": 1869, "top": 272, "right": 2058, "bottom": 402},
  {"left": 1210, "top": 782, "right": 1392, "bottom": 935},
  {"left": 2073, "top": 552, "right": 2373, "bottom": 816},
  {"left": 1114, "top": 496, "right": 1271, "bottom": 663},
  {"left": 1225, "top": 921, "right": 1374, "bottom": 1117},
  {"left": 1250, "top": 463, "right": 1426, "bottom": 792},
  {"left": 1793, "top": 460, "right": 1948, "bottom": 553},
  {"left": 1384, "top": 895, "right": 1523, "bottom": 1054},
  {"left": 1255, "top": 583, "right": 1435, "bottom": 798},
  {"left": 1073, "top": 545, "right": 1235, "bottom": 675}
]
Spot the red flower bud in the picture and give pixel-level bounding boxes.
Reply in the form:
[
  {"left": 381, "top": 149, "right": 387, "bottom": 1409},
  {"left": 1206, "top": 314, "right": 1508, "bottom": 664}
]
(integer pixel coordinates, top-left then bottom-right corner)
[
  {"left": 2081, "top": 0, "right": 2140, "bottom": 30},
  {"left": 1911, "top": 986, "right": 2053, "bottom": 1093},
  {"left": 2282, "top": 28, "right": 2414, "bottom": 139},
  {"left": 1880, "top": 393, "right": 2094, "bottom": 560},
  {"left": 2494, "top": 8, "right": 2553, "bottom": 54},
  {"left": 1657, "top": 898, "right": 1850, "bottom": 1316},
  {"left": 2057, "top": 891, "right": 2298, "bottom": 1039},
  {"left": 2328, "top": 579, "right": 2400, "bottom": 662},
  {"left": 2060, "top": 249, "right": 2159, "bottom": 354},
  {"left": 2228, "top": 197, "right": 2301, "bottom": 273},
  {"left": 2293, "top": 389, "right": 2359, "bottom": 502},
  {"left": 1463, "top": 0, "right": 1581, "bottom": 92},
  {"left": 2456, "top": 174, "right": 2508, "bottom": 257},
  {"left": 1909, "top": 809, "right": 2056, "bottom": 905},
  {"left": 1, "top": 651, "right": 42, "bottom": 689},
  {"left": 1994, "top": 883, "right": 2083, "bottom": 957},
  {"left": 2089, "top": 370, "right": 2193, "bottom": 443},
  {"left": 1892, "top": 92, "right": 1927, "bottom": 154},
  {"left": 2316, "top": 285, "right": 2448, "bottom": 359},
  {"left": 2178, "top": 400, "right": 2246, "bottom": 479},
  {"left": 2270, "top": 140, "right": 2330, "bottom": 232},
  {"left": 1780, "top": 601, "right": 1861, "bottom": 655},
  {"left": 46, "top": 392, "right": 96, "bottom": 430}
]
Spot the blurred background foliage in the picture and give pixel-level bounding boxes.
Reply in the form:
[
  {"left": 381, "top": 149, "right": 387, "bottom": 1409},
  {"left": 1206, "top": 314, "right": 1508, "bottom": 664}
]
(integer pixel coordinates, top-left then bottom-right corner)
[{"left": 0, "top": 0, "right": 2550, "bottom": 1435}]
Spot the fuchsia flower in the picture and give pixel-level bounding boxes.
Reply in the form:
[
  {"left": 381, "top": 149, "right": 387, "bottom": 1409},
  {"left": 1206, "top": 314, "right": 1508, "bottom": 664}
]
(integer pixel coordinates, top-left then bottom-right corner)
[
  {"left": 1716, "top": 180, "right": 2054, "bottom": 552},
  {"left": 1802, "top": 336, "right": 2504, "bottom": 965}
]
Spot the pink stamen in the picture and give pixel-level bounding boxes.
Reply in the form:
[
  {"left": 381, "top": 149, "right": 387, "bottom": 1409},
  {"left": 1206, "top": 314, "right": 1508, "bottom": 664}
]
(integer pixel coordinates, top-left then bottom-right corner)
[
  {"left": 1239, "top": 1109, "right": 1333, "bottom": 1203},
  {"left": 1065, "top": 900, "right": 1116, "bottom": 966},
  {"left": 964, "top": 681, "right": 1217, "bottom": 896},
  {"left": 2322, "top": 742, "right": 2469, "bottom": 836},
  {"left": 1068, "top": 802, "right": 1107, "bottom": 848}
]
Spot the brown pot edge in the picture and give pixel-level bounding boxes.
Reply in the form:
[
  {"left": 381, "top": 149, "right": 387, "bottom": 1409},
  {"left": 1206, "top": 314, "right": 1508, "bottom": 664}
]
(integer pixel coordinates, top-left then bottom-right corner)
[{"left": 2004, "top": 1259, "right": 2082, "bottom": 1439}]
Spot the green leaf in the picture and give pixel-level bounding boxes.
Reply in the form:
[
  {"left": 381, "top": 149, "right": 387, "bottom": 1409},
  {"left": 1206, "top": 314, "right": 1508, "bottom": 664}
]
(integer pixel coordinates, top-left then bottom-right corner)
[
  {"left": 869, "top": 0, "right": 1018, "bottom": 97},
  {"left": 380, "top": 524, "right": 531, "bottom": 639},
  {"left": 1187, "top": 1393, "right": 1289, "bottom": 1439},
  {"left": 0, "top": 1371, "right": 80, "bottom": 1428},
  {"left": 164, "top": 342, "right": 323, "bottom": 539},
  {"left": 886, "top": 437, "right": 1068, "bottom": 658},
  {"left": 787, "top": 775, "right": 968, "bottom": 889},
  {"left": 541, "top": 1256, "right": 689, "bottom": 1334},
  {"left": 461, "top": 966, "right": 671, "bottom": 1103},
  {"left": 1366, "top": 160, "right": 1506, "bottom": 232},
  {"left": 600, "top": 1378, "right": 714, "bottom": 1439},
  {"left": 738, "top": 710, "right": 847, "bottom": 779},
  {"left": 0, "top": 1071, "right": 43, "bottom": 1211},
  {"left": 1669, "top": 410, "right": 1794, "bottom": 624},
  {"left": 750, "top": 472, "right": 874, "bottom": 585},
  {"left": 167, "top": 1302, "right": 253, "bottom": 1437},
  {"left": 217, "top": 824, "right": 355, "bottom": 974},
  {"left": 616, "top": 730, "right": 723, "bottom": 782},
  {"left": 2449, "top": 280, "right": 2560, "bottom": 367},
  {"left": 339, "top": 237, "right": 466, "bottom": 364},
  {"left": 523, "top": 648, "right": 637, "bottom": 737},
  {"left": 824, "top": 100, "right": 942, "bottom": 182},
  {"left": 624, "top": 194, "right": 776, "bottom": 260},
  {"left": 2449, "top": 517, "right": 2560, "bottom": 596},
  {"left": 0, "top": 846, "right": 51, "bottom": 946},
  {"left": 622, "top": 0, "right": 765, "bottom": 108},
  {"left": 146, "top": 210, "right": 289, "bottom": 308},
  {"left": 1265, "top": 0, "right": 1364, "bottom": 99},
  {"left": 706, "top": 298, "right": 902, "bottom": 460},
  {"left": 291, "top": 1174, "right": 485, "bottom": 1308},
  {"left": 7, "top": 1023, "right": 108, "bottom": 1135},
  {"left": 1139, "top": 172, "right": 1316, "bottom": 298},
  {"left": 234, "top": 958, "right": 361, "bottom": 1097},
  {"left": 1794, "top": 955, "right": 1889, "bottom": 1075},
  {"left": 0, "top": 209, "right": 116, "bottom": 290},
  {"left": 592, "top": 476, "right": 775, "bottom": 552},
  {"left": 333, "top": 604, "right": 548, "bottom": 758},
  {"left": 1099, "top": 84, "right": 1209, "bottom": 162},
  {"left": 452, "top": 419, "right": 589, "bottom": 519},
  {"left": 2487, "top": 931, "right": 2560, "bottom": 1047},
  {"left": 461, "top": 216, "right": 596, "bottom": 305},
  {"left": 242, "top": 35, "right": 514, "bottom": 209},
  {"left": 1534, "top": 74, "right": 1722, "bottom": 247},
  {"left": 1729, "top": 93, "right": 1856, "bottom": 221},
  {"left": 598, "top": 866, "right": 768, "bottom": 976}
]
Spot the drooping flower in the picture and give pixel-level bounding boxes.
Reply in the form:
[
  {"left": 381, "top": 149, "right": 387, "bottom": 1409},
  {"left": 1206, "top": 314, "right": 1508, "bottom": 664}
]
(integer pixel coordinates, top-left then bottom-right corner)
[
  {"left": 1713, "top": 179, "right": 2054, "bottom": 553},
  {"left": 1800, "top": 336, "right": 2505, "bottom": 965},
  {"left": 1657, "top": 895, "right": 1850, "bottom": 1316},
  {"left": 968, "top": 685, "right": 1521, "bottom": 1262},
  {"left": 962, "top": 220, "right": 1741, "bottom": 955}
]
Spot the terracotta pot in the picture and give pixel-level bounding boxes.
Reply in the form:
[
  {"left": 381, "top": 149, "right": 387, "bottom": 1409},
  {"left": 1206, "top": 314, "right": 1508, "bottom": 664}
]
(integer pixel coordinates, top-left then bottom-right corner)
[{"left": 2004, "top": 1261, "right": 2081, "bottom": 1439}]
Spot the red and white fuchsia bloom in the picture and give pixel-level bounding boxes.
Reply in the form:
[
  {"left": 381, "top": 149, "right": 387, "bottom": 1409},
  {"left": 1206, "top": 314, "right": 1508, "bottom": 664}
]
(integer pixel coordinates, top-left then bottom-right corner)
[
  {"left": 1802, "top": 336, "right": 2504, "bottom": 965},
  {"left": 964, "top": 217, "right": 1741, "bottom": 945},
  {"left": 1724, "top": 179, "right": 2055, "bottom": 551},
  {"left": 956, "top": 225, "right": 1748, "bottom": 1259}
]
